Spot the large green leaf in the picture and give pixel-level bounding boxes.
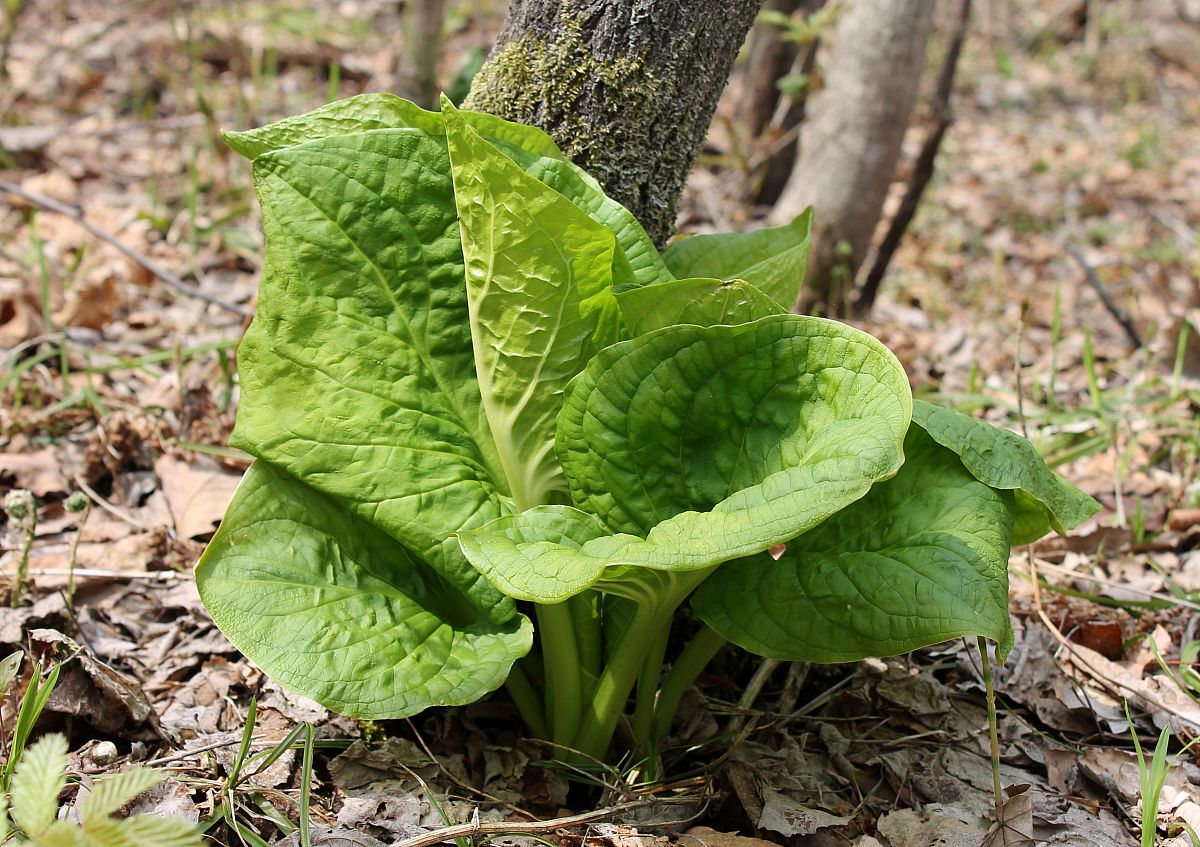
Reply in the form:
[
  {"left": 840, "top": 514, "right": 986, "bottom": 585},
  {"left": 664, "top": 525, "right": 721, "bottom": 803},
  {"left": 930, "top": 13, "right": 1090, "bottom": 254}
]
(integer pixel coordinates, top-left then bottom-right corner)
[
  {"left": 692, "top": 426, "right": 1016, "bottom": 662},
  {"left": 222, "top": 93, "right": 562, "bottom": 161},
  {"left": 911, "top": 400, "right": 1100, "bottom": 544},
  {"left": 661, "top": 208, "right": 813, "bottom": 308},
  {"left": 224, "top": 94, "right": 670, "bottom": 287},
  {"left": 615, "top": 277, "right": 786, "bottom": 336},
  {"left": 444, "top": 99, "right": 622, "bottom": 508},
  {"left": 560, "top": 315, "right": 911, "bottom": 535},
  {"left": 460, "top": 316, "right": 912, "bottom": 603},
  {"left": 197, "top": 463, "right": 532, "bottom": 718},
  {"left": 231, "top": 129, "right": 512, "bottom": 612}
]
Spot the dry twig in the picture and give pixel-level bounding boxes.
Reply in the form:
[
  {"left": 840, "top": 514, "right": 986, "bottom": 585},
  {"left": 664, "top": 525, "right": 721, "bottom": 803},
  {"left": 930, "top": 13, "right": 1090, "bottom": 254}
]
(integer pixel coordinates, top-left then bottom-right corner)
[
  {"left": 0, "top": 176, "right": 251, "bottom": 318},
  {"left": 391, "top": 799, "right": 676, "bottom": 847},
  {"left": 1065, "top": 244, "right": 1143, "bottom": 348}
]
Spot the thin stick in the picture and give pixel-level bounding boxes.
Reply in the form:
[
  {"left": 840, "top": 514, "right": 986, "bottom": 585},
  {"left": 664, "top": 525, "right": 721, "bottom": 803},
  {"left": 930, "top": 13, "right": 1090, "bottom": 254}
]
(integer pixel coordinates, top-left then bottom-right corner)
[
  {"left": 1066, "top": 244, "right": 1142, "bottom": 348},
  {"left": 977, "top": 637, "right": 1005, "bottom": 820},
  {"left": 727, "top": 658, "right": 779, "bottom": 736},
  {"left": 1031, "top": 560, "right": 1200, "bottom": 613},
  {"left": 0, "top": 177, "right": 250, "bottom": 318},
  {"left": 70, "top": 475, "right": 152, "bottom": 530},
  {"left": 26, "top": 568, "right": 189, "bottom": 581},
  {"left": 390, "top": 799, "right": 667, "bottom": 847},
  {"left": 856, "top": 0, "right": 972, "bottom": 316}
]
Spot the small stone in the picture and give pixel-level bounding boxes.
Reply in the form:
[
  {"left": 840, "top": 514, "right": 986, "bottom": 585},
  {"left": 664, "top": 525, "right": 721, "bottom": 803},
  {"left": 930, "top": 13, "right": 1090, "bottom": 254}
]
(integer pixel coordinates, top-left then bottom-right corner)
[{"left": 91, "top": 741, "right": 118, "bottom": 766}]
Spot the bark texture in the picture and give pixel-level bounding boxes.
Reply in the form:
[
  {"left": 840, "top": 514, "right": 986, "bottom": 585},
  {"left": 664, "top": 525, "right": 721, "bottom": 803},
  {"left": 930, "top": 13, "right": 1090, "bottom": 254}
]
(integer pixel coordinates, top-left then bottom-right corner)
[
  {"left": 463, "top": 0, "right": 764, "bottom": 247},
  {"left": 768, "top": 0, "right": 935, "bottom": 311}
]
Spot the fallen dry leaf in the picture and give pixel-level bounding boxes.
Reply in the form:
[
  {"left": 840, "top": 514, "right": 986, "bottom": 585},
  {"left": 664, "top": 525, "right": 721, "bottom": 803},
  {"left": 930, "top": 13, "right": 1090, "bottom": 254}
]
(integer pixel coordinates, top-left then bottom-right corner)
[
  {"left": 53, "top": 269, "right": 127, "bottom": 329},
  {"left": 154, "top": 454, "right": 242, "bottom": 538},
  {"left": 981, "top": 788, "right": 1035, "bottom": 846},
  {"left": 757, "top": 788, "right": 849, "bottom": 837},
  {"left": 0, "top": 448, "right": 70, "bottom": 496},
  {"left": 678, "top": 827, "right": 778, "bottom": 847},
  {"left": 874, "top": 808, "right": 987, "bottom": 847},
  {"left": 33, "top": 628, "right": 156, "bottom": 735},
  {"left": 0, "top": 277, "right": 42, "bottom": 347}
]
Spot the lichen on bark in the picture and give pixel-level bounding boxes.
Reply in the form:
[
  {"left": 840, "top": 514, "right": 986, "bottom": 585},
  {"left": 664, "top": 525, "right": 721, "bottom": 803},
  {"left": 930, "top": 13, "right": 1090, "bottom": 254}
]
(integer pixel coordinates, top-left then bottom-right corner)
[{"left": 464, "top": 0, "right": 763, "bottom": 248}]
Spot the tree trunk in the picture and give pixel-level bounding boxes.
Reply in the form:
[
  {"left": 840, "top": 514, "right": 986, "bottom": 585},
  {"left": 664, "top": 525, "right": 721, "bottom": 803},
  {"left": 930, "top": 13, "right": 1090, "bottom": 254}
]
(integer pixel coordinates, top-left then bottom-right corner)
[
  {"left": 395, "top": 0, "right": 447, "bottom": 109},
  {"left": 768, "top": 0, "right": 935, "bottom": 312},
  {"left": 463, "top": 0, "right": 764, "bottom": 248},
  {"left": 736, "top": 0, "right": 803, "bottom": 140}
]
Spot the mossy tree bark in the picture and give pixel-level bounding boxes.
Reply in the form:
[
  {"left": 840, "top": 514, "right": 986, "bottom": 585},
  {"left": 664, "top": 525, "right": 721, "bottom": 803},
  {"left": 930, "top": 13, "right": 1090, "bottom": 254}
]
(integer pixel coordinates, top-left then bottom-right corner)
[{"left": 463, "top": 0, "right": 764, "bottom": 248}]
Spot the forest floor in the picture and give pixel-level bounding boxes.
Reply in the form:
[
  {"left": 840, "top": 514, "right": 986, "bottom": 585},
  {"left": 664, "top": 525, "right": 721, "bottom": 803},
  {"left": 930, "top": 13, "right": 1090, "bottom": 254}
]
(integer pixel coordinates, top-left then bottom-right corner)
[{"left": 1, "top": 1, "right": 1199, "bottom": 845}]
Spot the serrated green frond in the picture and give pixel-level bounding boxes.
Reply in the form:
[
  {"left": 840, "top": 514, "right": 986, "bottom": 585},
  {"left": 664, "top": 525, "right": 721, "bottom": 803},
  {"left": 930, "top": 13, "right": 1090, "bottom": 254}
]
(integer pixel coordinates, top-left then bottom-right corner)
[
  {"left": 75, "top": 817, "right": 135, "bottom": 847},
  {"left": 112, "top": 814, "right": 205, "bottom": 847},
  {"left": 30, "top": 819, "right": 87, "bottom": 847},
  {"left": 11, "top": 734, "right": 68, "bottom": 838},
  {"left": 79, "top": 768, "right": 165, "bottom": 824}
]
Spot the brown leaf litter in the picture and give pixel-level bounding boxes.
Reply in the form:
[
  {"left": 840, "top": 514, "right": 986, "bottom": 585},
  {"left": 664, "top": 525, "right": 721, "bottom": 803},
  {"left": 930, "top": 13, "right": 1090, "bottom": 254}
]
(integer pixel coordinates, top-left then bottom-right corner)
[{"left": 3, "top": 0, "right": 1200, "bottom": 845}]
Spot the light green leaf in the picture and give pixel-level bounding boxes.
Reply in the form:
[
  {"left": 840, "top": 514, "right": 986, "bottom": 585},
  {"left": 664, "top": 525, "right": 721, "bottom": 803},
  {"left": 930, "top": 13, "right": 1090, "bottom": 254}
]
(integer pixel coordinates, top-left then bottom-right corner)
[
  {"left": 461, "top": 316, "right": 911, "bottom": 603},
  {"left": 444, "top": 98, "right": 622, "bottom": 508},
  {"left": 911, "top": 400, "right": 1100, "bottom": 544},
  {"left": 79, "top": 768, "right": 164, "bottom": 824},
  {"left": 615, "top": 277, "right": 786, "bottom": 335},
  {"left": 12, "top": 734, "right": 67, "bottom": 838},
  {"left": 0, "top": 650, "right": 22, "bottom": 696},
  {"left": 231, "top": 129, "right": 513, "bottom": 613},
  {"left": 29, "top": 820, "right": 86, "bottom": 847},
  {"left": 693, "top": 426, "right": 1016, "bottom": 662},
  {"left": 661, "top": 208, "right": 813, "bottom": 308},
  {"left": 196, "top": 462, "right": 532, "bottom": 719},
  {"left": 75, "top": 818, "right": 145, "bottom": 847},
  {"left": 222, "top": 93, "right": 562, "bottom": 161},
  {"left": 223, "top": 94, "right": 669, "bottom": 286},
  {"left": 560, "top": 315, "right": 910, "bottom": 536}
]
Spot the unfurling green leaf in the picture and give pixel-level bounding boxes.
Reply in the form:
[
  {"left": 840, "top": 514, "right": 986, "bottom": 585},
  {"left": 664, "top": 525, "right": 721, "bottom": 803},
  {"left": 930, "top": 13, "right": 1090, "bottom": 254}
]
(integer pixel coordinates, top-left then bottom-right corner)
[{"left": 444, "top": 97, "right": 621, "bottom": 508}]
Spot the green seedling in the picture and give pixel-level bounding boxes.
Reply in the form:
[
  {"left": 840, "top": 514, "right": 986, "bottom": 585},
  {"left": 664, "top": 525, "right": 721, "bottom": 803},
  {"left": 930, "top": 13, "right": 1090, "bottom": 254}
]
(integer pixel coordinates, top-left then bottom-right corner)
[
  {"left": 2, "top": 658, "right": 60, "bottom": 794},
  {"left": 197, "top": 94, "right": 1098, "bottom": 771},
  {"left": 299, "top": 723, "right": 314, "bottom": 847},
  {"left": 200, "top": 699, "right": 318, "bottom": 844},
  {"left": 1126, "top": 700, "right": 1200, "bottom": 847}
]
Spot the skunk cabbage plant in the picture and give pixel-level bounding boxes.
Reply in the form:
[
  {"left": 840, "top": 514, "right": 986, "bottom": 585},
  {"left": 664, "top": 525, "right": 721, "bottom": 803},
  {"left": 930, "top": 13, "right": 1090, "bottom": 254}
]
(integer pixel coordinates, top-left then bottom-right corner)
[{"left": 197, "top": 95, "right": 1098, "bottom": 764}]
